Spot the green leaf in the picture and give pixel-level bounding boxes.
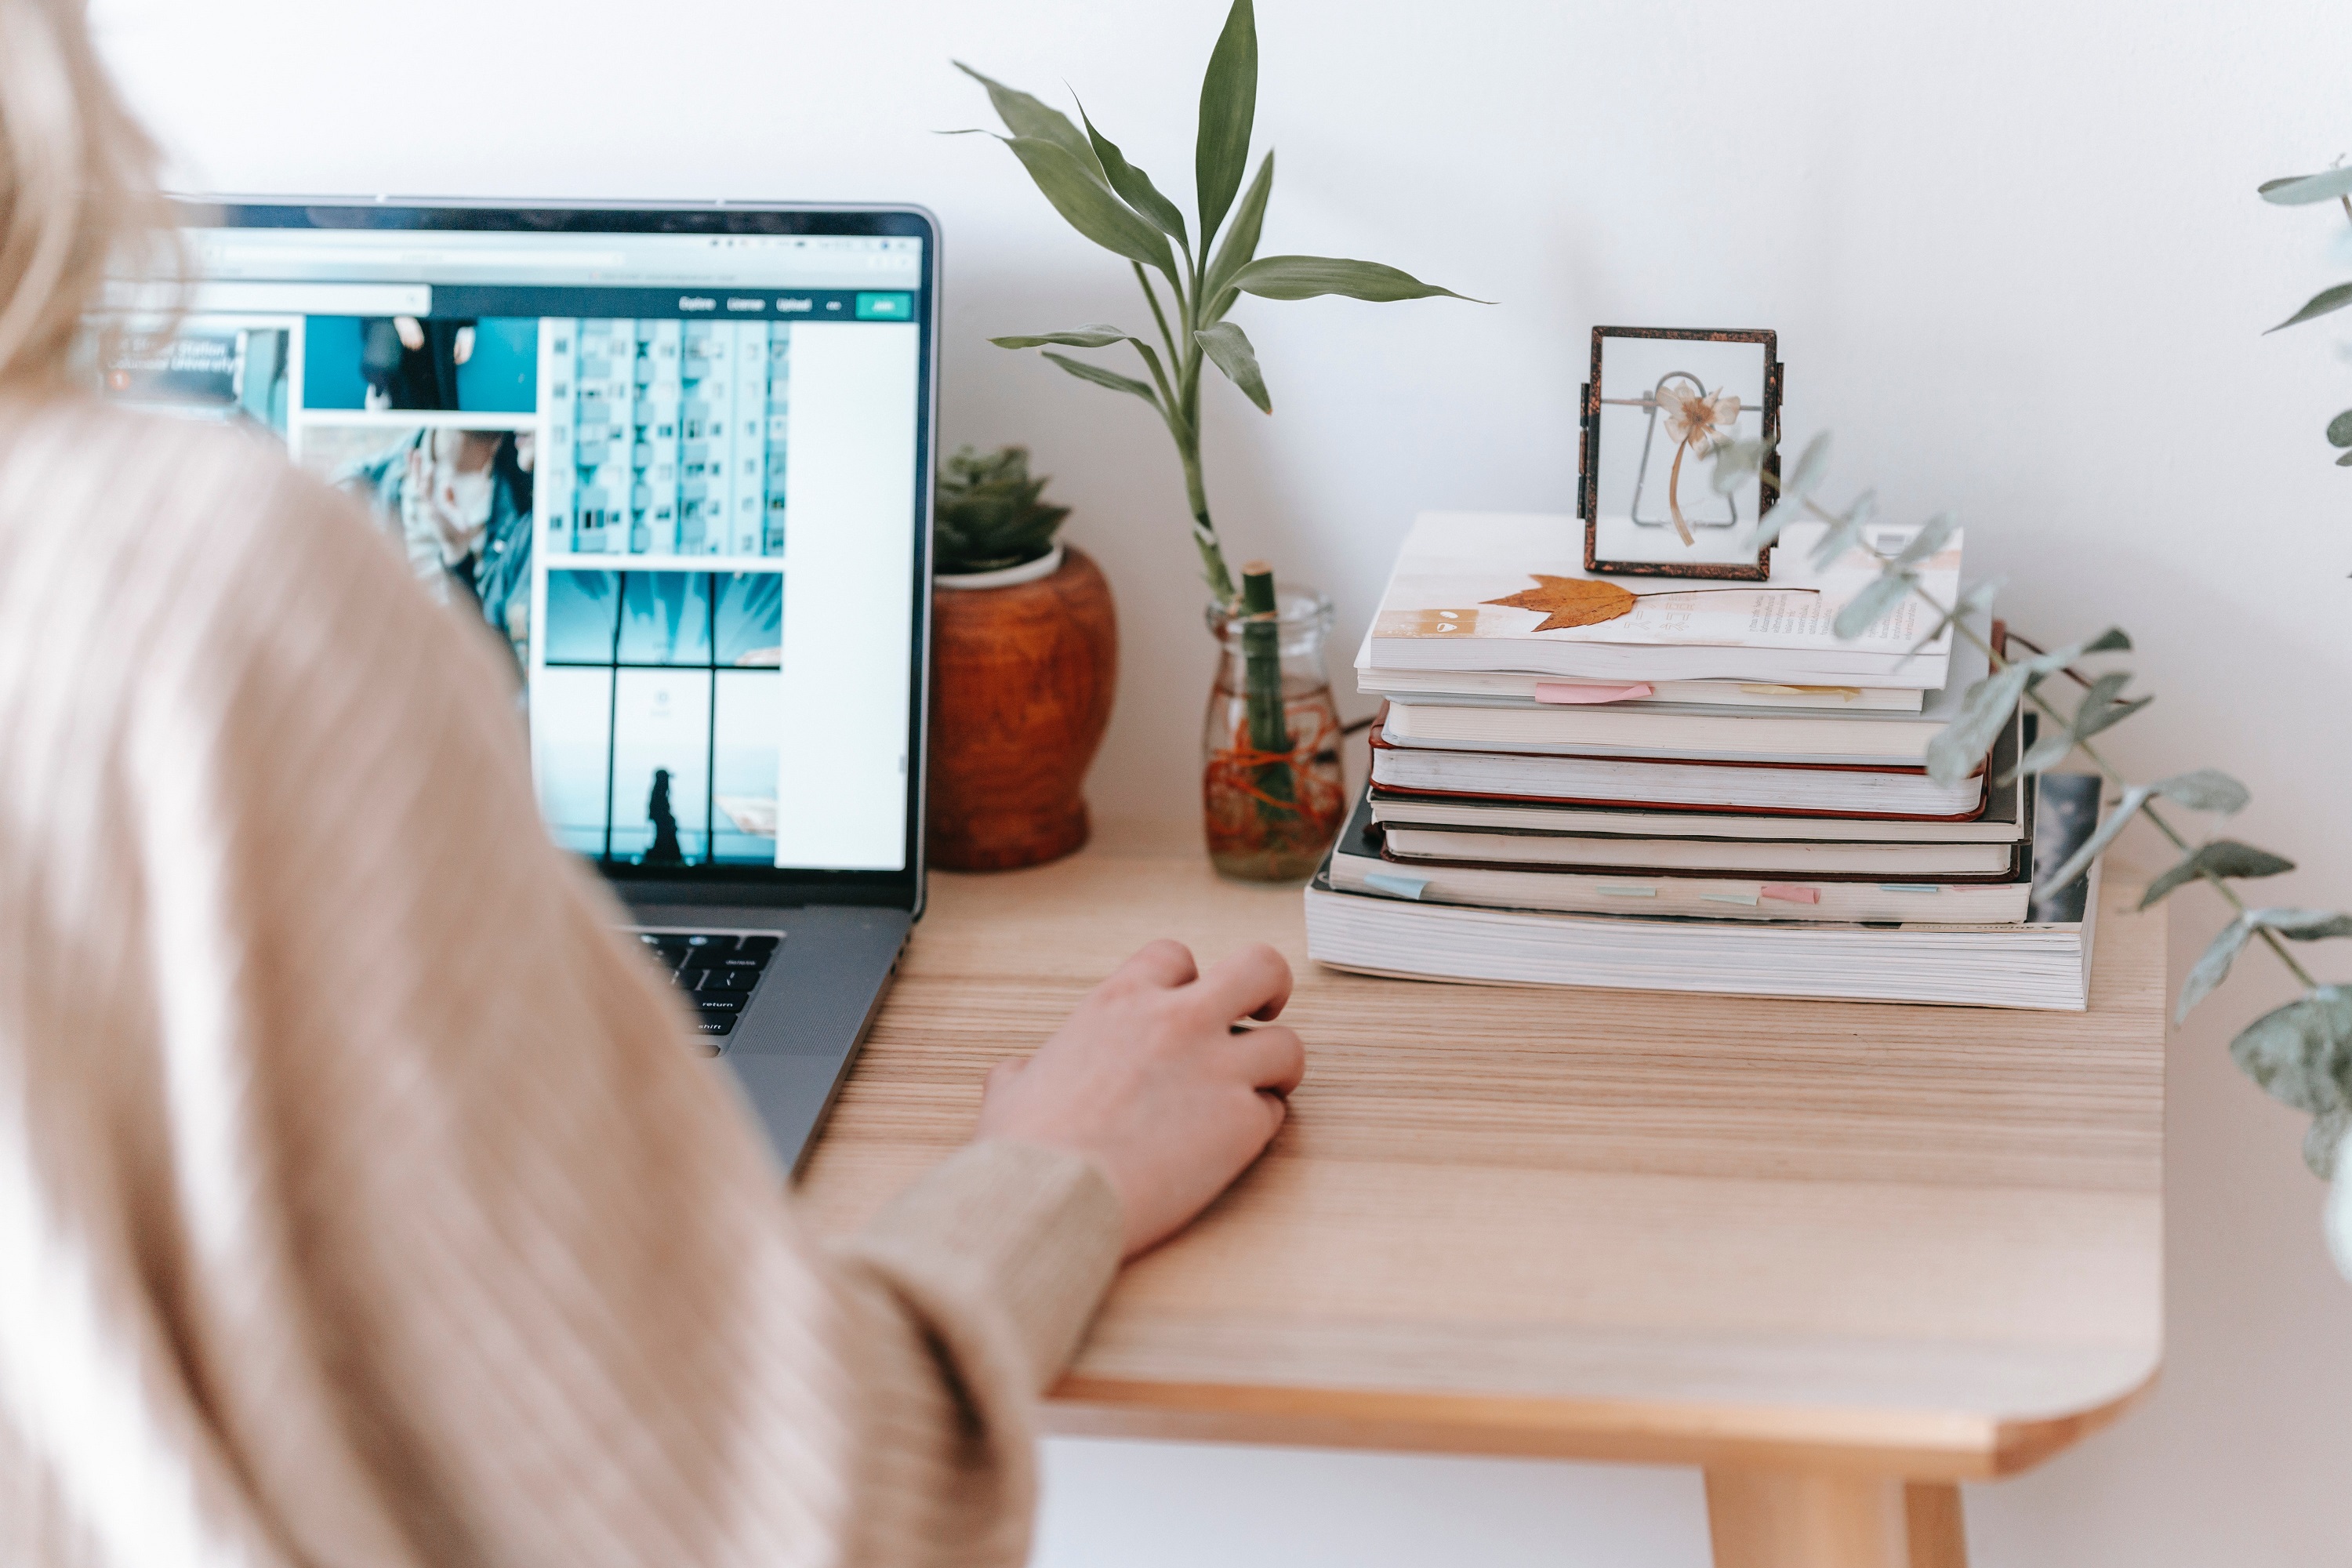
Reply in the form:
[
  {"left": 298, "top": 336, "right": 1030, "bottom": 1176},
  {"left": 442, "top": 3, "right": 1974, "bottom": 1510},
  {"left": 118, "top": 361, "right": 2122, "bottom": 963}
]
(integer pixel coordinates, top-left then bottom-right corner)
[
  {"left": 996, "top": 135, "right": 1175, "bottom": 274},
  {"left": 989, "top": 324, "right": 1139, "bottom": 349},
  {"left": 2267, "top": 281, "right": 2352, "bottom": 333},
  {"left": 1203, "top": 149, "right": 1275, "bottom": 308},
  {"left": 2153, "top": 767, "right": 2249, "bottom": 815},
  {"left": 1708, "top": 437, "right": 1766, "bottom": 492},
  {"left": 1194, "top": 320, "right": 1272, "bottom": 413},
  {"left": 954, "top": 63, "right": 1105, "bottom": 179},
  {"left": 1041, "top": 350, "right": 1160, "bottom": 404},
  {"left": 1195, "top": 0, "right": 1258, "bottom": 249},
  {"left": 1905, "top": 578, "right": 2001, "bottom": 655},
  {"left": 2069, "top": 670, "right": 2152, "bottom": 741},
  {"left": 2230, "top": 986, "right": 2352, "bottom": 1116},
  {"left": 2259, "top": 167, "right": 2352, "bottom": 205},
  {"left": 2303, "top": 1105, "right": 2352, "bottom": 1178},
  {"left": 2338, "top": 450, "right": 2352, "bottom": 468},
  {"left": 2182, "top": 910, "right": 2352, "bottom": 1024},
  {"left": 1894, "top": 513, "right": 1957, "bottom": 566},
  {"left": 2263, "top": 908, "right": 2352, "bottom": 940},
  {"left": 1784, "top": 431, "right": 1831, "bottom": 500},
  {"left": 1998, "top": 728, "right": 2076, "bottom": 786},
  {"left": 2038, "top": 782, "right": 2147, "bottom": 902},
  {"left": 1228, "top": 254, "right": 1490, "bottom": 303},
  {"left": 1832, "top": 568, "right": 1916, "bottom": 641},
  {"left": 1808, "top": 489, "right": 1877, "bottom": 568},
  {"left": 1926, "top": 663, "right": 2028, "bottom": 786},
  {"left": 1076, "top": 101, "right": 1189, "bottom": 248},
  {"left": 2138, "top": 839, "right": 2297, "bottom": 909},
  {"left": 2180, "top": 914, "right": 2258, "bottom": 1022},
  {"left": 2330, "top": 409, "right": 2352, "bottom": 448}
]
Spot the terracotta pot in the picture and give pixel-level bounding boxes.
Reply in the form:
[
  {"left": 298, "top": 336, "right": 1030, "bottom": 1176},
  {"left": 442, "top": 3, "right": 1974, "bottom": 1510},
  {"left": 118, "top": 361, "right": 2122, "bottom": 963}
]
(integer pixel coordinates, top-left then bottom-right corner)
[{"left": 926, "top": 544, "right": 1118, "bottom": 870}]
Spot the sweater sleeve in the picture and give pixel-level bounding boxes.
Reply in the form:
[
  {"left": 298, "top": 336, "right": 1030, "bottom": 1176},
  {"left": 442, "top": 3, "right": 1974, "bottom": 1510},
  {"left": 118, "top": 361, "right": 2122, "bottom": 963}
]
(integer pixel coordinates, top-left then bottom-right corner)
[{"left": 0, "top": 405, "right": 1120, "bottom": 1568}]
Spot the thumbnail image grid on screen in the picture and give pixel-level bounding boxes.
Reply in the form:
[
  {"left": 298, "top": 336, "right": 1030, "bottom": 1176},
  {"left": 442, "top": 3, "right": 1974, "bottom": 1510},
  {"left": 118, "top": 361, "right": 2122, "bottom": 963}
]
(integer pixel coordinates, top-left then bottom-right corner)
[
  {"left": 533, "top": 568, "right": 783, "bottom": 867},
  {"left": 540, "top": 318, "right": 789, "bottom": 561}
]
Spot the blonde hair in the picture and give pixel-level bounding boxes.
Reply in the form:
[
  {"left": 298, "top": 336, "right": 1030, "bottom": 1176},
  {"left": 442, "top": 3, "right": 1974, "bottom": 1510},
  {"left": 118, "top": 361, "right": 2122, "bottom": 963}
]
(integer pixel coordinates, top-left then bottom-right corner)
[{"left": 0, "top": 0, "right": 173, "bottom": 387}]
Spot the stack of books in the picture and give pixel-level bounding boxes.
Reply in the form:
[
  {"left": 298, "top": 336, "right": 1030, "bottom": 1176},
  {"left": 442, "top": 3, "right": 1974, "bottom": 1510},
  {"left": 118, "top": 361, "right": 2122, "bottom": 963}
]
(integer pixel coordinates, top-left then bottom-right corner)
[{"left": 1306, "top": 513, "right": 2104, "bottom": 1010}]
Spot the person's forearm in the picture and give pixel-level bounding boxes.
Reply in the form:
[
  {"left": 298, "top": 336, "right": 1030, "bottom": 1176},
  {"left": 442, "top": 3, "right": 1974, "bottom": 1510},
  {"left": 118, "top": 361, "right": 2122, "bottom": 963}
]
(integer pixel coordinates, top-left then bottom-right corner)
[{"left": 822, "top": 1142, "right": 1123, "bottom": 1568}]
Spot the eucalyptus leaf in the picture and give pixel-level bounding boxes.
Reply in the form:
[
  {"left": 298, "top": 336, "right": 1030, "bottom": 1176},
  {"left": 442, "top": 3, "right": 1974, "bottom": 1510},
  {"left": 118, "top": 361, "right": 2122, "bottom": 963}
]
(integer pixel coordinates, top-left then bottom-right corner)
[
  {"left": 2179, "top": 913, "right": 2258, "bottom": 1022},
  {"left": 1077, "top": 101, "right": 1189, "bottom": 247},
  {"left": 2038, "top": 782, "right": 2151, "bottom": 902},
  {"left": 1708, "top": 437, "right": 1768, "bottom": 497},
  {"left": 2260, "top": 908, "right": 2352, "bottom": 941},
  {"left": 1894, "top": 513, "right": 1958, "bottom": 566},
  {"left": 1808, "top": 490, "right": 1876, "bottom": 568},
  {"left": 1905, "top": 578, "right": 2001, "bottom": 656},
  {"left": 989, "top": 324, "right": 1138, "bottom": 349},
  {"left": 1785, "top": 431, "right": 1832, "bottom": 500},
  {"left": 2068, "top": 670, "right": 2153, "bottom": 741},
  {"left": 2339, "top": 450, "right": 2352, "bottom": 468},
  {"left": 2078, "top": 693, "right": 2152, "bottom": 739},
  {"left": 997, "top": 134, "right": 1175, "bottom": 274},
  {"left": 1203, "top": 150, "right": 1275, "bottom": 307},
  {"left": 2230, "top": 986, "right": 2352, "bottom": 1115},
  {"left": 2267, "top": 281, "right": 2352, "bottom": 334},
  {"left": 1998, "top": 728, "right": 2077, "bottom": 786},
  {"left": 1194, "top": 321, "right": 1272, "bottom": 413},
  {"left": 1926, "top": 664, "right": 2029, "bottom": 786},
  {"left": 2138, "top": 839, "right": 2297, "bottom": 909},
  {"left": 2183, "top": 909, "right": 2352, "bottom": 1018},
  {"left": 1228, "top": 254, "right": 1488, "bottom": 303},
  {"left": 2153, "top": 767, "right": 2249, "bottom": 815},
  {"left": 1041, "top": 350, "right": 1160, "bottom": 404},
  {"left": 954, "top": 63, "right": 1105, "bottom": 178},
  {"left": 1832, "top": 568, "right": 1915, "bottom": 640},
  {"left": 2259, "top": 167, "right": 2352, "bottom": 205},
  {"left": 2303, "top": 1106, "right": 2352, "bottom": 1178},
  {"left": 1195, "top": 0, "right": 1258, "bottom": 248},
  {"left": 2328, "top": 408, "right": 2352, "bottom": 448}
]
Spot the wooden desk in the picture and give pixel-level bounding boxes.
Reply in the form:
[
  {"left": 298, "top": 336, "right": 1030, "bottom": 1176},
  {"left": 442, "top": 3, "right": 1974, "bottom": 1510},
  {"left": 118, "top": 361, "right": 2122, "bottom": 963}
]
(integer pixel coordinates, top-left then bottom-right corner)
[{"left": 796, "top": 822, "right": 2166, "bottom": 1568}]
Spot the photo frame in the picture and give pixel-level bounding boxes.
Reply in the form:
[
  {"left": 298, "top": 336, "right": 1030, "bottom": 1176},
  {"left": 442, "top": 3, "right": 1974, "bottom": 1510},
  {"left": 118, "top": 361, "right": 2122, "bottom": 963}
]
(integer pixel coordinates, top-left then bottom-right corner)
[{"left": 1578, "top": 326, "right": 1783, "bottom": 580}]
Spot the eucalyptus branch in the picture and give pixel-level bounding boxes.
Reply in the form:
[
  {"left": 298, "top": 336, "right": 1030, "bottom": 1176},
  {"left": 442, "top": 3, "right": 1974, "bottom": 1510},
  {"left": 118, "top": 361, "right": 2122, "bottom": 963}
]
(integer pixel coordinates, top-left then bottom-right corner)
[{"left": 1728, "top": 432, "right": 2352, "bottom": 1185}]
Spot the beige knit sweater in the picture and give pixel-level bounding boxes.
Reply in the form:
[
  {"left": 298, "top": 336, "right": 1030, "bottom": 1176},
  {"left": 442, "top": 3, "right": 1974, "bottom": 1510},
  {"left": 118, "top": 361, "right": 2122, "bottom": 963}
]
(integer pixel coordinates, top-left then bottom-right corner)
[{"left": 0, "top": 396, "right": 1124, "bottom": 1566}]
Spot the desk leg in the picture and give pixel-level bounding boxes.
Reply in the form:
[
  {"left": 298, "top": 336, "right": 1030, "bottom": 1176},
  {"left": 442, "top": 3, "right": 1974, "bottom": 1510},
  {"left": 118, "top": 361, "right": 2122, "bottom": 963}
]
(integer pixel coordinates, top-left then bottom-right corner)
[
  {"left": 1706, "top": 1468, "right": 1961, "bottom": 1568},
  {"left": 1903, "top": 1483, "right": 1967, "bottom": 1568}
]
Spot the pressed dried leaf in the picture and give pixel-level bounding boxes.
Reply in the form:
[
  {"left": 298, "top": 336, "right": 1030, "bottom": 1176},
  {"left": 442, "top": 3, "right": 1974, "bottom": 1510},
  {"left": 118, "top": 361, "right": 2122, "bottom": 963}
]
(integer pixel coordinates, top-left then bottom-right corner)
[{"left": 1481, "top": 575, "right": 1639, "bottom": 632}]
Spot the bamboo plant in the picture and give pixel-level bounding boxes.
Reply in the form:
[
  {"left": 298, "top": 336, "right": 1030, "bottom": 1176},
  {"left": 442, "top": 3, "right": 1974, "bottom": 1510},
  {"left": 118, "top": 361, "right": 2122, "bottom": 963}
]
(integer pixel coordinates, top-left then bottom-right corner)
[{"left": 953, "top": 0, "right": 1479, "bottom": 829}]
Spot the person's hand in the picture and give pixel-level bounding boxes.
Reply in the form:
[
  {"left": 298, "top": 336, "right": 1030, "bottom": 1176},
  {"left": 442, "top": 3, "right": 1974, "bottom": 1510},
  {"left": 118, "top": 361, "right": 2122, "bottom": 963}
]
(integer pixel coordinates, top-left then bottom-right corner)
[{"left": 974, "top": 940, "right": 1305, "bottom": 1258}]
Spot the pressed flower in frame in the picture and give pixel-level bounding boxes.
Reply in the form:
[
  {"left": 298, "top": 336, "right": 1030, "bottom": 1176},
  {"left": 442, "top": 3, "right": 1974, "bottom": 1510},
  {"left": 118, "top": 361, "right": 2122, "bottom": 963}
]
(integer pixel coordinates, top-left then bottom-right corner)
[{"left": 1653, "top": 381, "right": 1742, "bottom": 545}]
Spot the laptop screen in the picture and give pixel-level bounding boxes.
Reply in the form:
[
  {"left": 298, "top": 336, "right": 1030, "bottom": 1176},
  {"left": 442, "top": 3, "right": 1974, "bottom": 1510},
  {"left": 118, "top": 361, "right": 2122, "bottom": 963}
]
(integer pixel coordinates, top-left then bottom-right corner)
[{"left": 98, "top": 204, "right": 933, "bottom": 888}]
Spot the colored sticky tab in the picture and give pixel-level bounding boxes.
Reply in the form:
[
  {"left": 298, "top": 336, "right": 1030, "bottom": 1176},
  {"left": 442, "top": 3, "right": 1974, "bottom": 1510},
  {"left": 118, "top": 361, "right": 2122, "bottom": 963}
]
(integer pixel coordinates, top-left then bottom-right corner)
[
  {"left": 1364, "top": 873, "right": 1428, "bottom": 900},
  {"left": 1878, "top": 884, "right": 1942, "bottom": 894},
  {"left": 1534, "top": 681, "right": 1656, "bottom": 705},
  {"left": 1702, "top": 891, "right": 1761, "bottom": 906},
  {"left": 1759, "top": 884, "right": 1821, "bottom": 905},
  {"left": 1595, "top": 884, "right": 1657, "bottom": 897}
]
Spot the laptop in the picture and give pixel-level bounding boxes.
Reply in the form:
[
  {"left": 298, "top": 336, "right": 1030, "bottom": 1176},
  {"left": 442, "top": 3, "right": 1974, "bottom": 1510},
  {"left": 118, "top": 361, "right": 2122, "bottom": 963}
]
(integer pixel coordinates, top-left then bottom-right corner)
[{"left": 100, "top": 199, "right": 938, "bottom": 1173}]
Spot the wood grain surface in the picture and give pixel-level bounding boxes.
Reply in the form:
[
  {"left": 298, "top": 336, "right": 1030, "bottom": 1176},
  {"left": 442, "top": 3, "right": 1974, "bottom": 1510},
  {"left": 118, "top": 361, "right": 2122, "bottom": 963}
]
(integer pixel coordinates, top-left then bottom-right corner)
[{"left": 795, "top": 819, "right": 2166, "bottom": 1479}]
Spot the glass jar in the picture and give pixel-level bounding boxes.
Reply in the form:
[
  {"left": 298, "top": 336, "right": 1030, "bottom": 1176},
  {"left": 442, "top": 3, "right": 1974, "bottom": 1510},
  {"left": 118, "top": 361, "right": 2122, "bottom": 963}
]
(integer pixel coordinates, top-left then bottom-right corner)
[{"left": 1200, "top": 586, "right": 1348, "bottom": 883}]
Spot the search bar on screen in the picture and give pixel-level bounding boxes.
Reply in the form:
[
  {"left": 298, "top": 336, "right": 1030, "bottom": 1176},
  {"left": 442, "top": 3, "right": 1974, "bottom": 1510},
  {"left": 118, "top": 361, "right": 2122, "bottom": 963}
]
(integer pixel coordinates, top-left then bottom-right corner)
[{"left": 189, "top": 281, "right": 433, "bottom": 315}]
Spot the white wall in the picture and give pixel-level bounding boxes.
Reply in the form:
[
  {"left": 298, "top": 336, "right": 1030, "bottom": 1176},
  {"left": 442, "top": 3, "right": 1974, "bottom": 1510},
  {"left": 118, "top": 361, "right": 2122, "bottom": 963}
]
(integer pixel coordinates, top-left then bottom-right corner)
[{"left": 91, "top": 0, "right": 2352, "bottom": 1559}]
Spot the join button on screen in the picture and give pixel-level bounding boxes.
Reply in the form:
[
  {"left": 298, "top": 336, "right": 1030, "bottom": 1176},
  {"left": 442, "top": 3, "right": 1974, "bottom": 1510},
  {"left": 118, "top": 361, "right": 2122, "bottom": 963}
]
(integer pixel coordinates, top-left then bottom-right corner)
[{"left": 854, "top": 292, "right": 913, "bottom": 321}]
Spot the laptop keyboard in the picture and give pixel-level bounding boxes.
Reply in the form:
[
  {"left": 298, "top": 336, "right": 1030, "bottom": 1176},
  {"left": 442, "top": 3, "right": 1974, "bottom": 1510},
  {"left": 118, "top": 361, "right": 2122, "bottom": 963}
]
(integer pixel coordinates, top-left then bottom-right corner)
[{"left": 629, "top": 930, "right": 782, "bottom": 1044}]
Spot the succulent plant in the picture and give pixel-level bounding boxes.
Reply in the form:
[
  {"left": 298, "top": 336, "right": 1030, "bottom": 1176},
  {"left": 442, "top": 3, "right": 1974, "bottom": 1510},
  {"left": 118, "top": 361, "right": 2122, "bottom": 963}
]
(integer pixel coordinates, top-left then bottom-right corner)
[{"left": 934, "top": 445, "right": 1071, "bottom": 575}]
